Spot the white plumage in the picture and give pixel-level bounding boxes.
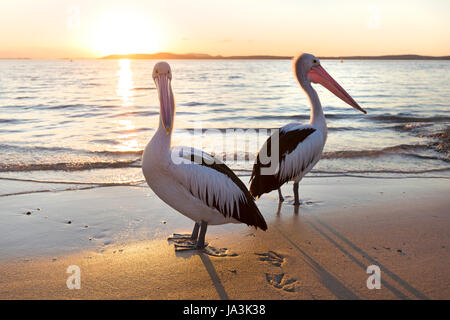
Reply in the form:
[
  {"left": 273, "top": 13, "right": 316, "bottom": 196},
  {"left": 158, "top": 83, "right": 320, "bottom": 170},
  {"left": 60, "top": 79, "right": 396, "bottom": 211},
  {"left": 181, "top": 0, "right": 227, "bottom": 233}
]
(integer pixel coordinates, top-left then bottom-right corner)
[
  {"left": 169, "top": 147, "right": 247, "bottom": 221},
  {"left": 143, "top": 62, "right": 267, "bottom": 250},
  {"left": 250, "top": 53, "right": 365, "bottom": 204},
  {"left": 278, "top": 124, "right": 326, "bottom": 183}
]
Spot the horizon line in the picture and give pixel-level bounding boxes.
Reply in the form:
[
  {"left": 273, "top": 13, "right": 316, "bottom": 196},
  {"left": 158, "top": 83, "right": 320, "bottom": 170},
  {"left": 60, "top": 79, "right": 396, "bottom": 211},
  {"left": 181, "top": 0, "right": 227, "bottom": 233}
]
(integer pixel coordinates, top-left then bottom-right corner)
[{"left": 1, "top": 52, "right": 450, "bottom": 60}]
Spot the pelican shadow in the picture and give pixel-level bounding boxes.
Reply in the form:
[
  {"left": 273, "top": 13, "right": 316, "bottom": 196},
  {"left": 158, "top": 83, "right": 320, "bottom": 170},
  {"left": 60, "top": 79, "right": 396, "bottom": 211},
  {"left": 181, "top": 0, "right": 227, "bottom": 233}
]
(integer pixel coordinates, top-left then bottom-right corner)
[
  {"left": 307, "top": 215, "right": 429, "bottom": 299},
  {"left": 273, "top": 224, "right": 360, "bottom": 299},
  {"left": 174, "top": 250, "right": 229, "bottom": 300}
]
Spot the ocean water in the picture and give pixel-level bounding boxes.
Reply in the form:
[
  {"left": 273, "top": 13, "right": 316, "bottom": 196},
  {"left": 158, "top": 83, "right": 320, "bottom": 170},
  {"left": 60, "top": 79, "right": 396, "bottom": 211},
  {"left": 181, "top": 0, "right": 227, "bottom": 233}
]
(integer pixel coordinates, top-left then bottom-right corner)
[{"left": 0, "top": 59, "right": 449, "bottom": 193}]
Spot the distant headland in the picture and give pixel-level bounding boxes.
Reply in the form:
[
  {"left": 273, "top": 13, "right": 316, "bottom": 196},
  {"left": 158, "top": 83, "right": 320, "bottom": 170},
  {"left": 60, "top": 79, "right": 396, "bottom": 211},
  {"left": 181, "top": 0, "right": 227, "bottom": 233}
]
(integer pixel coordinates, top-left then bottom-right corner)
[{"left": 101, "top": 52, "right": 450, "bottom": 60}]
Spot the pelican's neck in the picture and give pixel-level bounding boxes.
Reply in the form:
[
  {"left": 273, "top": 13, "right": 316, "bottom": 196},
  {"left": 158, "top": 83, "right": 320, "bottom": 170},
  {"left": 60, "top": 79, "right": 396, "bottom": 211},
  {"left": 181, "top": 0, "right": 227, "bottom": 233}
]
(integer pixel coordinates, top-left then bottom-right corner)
[
  {"left": 299, "top": 79, "right": 326, "bottom": 127},
  {"left": 149, "top": 117, "right": 172, "bottom": 153}
]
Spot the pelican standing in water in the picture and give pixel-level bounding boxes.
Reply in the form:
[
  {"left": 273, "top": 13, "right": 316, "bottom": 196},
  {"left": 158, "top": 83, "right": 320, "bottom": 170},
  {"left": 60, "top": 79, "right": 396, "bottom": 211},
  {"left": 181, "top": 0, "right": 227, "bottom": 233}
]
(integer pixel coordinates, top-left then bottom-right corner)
[
  {"left": 250, "top": 53, "right": 366, "bottom": 205},
  {"left": 142, "top": 62, "right": 267, "bottom": 250}
]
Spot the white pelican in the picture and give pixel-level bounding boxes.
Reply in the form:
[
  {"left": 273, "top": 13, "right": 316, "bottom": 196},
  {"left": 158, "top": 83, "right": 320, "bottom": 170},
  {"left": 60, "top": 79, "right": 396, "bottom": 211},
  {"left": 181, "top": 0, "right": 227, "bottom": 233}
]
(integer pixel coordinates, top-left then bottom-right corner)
[
  {"left": 142, "top": 62, "right": 267, "bottom": 250},
  {"left": 250, "top": 53, "right": 366, "bottom": 205}
]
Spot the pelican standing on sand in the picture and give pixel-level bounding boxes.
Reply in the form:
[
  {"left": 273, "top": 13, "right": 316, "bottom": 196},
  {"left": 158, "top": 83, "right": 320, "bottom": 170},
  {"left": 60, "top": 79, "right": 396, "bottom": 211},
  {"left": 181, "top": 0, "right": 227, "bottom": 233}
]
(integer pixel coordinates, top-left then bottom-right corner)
[
  {"left": 250, "top": 53, "right": 366, "bottom": 205},
  {"left": 142, "top": 62, "right": 267, "bottom": 250}
]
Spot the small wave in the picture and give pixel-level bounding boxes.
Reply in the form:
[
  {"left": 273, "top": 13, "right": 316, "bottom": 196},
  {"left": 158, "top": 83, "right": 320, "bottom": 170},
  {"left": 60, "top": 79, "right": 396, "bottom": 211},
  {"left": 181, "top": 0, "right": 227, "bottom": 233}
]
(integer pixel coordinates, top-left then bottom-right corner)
[
  {"left": 250, "top": 114, "right": 353, "bottom": 121},
  {"left": 370, "top": 114, "right": 450, "bottom": 123},
  {"left": 269, "top": 85, "right": 291, "bottom": 88},
  {"left": 393, "top": 123, "right": 434, "bottom": 131},
  {"left": 0, "top": 119, "right": 21, "bottom": 124},
  {"left": 0, "top": 144, "right": 84, "bottom": 153},
  {"left": 353, "top": 94, "right": 393, "bottom": 98},
  {"left": 223, "top": 83, "right": 247, "bottom": 88},
  {"left": 112, "top": 127, "right": 153, "bottom": 134},
  {"left": 182, "top": 102, "right": 206, "bottom": 106},
  {"left": 328, "top": 126, "right": 363, "bottom": 131},
  {"left": 45, "top": 104, "right": 87, "bottom": 110},
  {"left": 0, "top": 176, "right": 144, "bottom": 186},
  {"left": 322, "top": 144, "right": 448, "bottom": 161},
  {"left": 311, "top": 167, "right": 450, "bottom": 175},
  {"left": 97, "top": 105, "right": 120, "bottom": 109},
  {"left": 113, "top": 110, "right": 159, "bottom": 117},
  {"left": 132, "top": 87, "right": 155, "bottom": 91},
  {"left": 259, "top": 96, "right": 282, "bottom": 101},
  {"left": 93, "top": 150, "right": 143, "bottom": 156},
  {"left": 0, "top": 142, "right": 145, "bottom": 158},
  {"left": 89, "top": 139, "right": 121, "bottom": 145},
  {"left": 14, "top": 96, "right": 34, "bottom": 100},
  {"left": 247, "top": 113, "right": 449, "bottom": 124},
  {"left": 0, "top": 159, "right": 139, "bottom": 172},
  {"left": 180, "top": 102, "right": 227, "bottom": 107}
]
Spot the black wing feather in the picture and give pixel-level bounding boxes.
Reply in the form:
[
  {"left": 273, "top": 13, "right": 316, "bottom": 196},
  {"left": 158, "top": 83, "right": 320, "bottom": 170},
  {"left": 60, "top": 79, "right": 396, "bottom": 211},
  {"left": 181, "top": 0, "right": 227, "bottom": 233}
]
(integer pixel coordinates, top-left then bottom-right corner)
[
  {"left": 183, "top": 149, "right": 267, "bottom": 230},
  {"left": 249, "top": 128, "right": 316, "bottom": 198}
]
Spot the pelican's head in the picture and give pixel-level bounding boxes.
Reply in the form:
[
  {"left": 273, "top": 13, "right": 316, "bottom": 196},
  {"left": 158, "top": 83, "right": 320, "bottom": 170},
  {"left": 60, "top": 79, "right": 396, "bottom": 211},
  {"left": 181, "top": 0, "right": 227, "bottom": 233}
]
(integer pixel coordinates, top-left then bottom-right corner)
[
  {"left": 294, "top": 53, "right": 366, "bottom": 114},
  {"left": 153, "top": 62, "right": 175, "bottom": 134}
]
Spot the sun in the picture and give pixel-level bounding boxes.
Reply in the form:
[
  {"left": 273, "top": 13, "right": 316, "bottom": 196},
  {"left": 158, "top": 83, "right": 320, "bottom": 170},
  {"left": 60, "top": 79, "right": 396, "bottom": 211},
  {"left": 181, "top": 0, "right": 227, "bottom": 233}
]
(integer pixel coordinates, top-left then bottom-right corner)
[{"left": 90, "top": 11, "right": 161, "bottom": 56}]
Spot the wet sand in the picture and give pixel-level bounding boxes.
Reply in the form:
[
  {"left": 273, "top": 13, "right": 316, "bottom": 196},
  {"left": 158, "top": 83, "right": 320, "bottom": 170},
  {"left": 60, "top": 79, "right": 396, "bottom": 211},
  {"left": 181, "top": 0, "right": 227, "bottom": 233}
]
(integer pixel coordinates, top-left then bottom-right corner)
[{"left": 0, "top": 176, "right": 449, "bottom": 299}]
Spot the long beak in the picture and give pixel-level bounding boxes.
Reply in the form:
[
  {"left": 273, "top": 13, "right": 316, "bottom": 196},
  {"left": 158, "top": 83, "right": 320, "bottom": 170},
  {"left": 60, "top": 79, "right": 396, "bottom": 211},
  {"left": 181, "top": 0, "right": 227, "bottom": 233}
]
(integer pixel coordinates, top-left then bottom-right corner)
[
  {"left": 307, "top": 65, "right": 366, "bottom": 114},
  {"left": 155, "top": 74, "right": 173, "bottom": 133}
]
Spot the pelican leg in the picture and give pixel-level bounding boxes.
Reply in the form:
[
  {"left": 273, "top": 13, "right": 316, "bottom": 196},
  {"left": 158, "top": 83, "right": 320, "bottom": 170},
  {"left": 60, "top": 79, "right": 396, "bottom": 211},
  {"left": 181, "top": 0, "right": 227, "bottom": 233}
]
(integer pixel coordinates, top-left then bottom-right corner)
[
  {"left": 195, "top": 221, "right": 208, "bottom": 249},
  {"left": 191, "top": 222, "right": 200, "bottom": 240},
  {"left": 293, "top": 182, "right": 300, "bottom": 205},
  {"left": 278, "top": 188, "right": 284, "bottom": 202},
  {"left": 168, "top": 222, "right": 200, "bottom": 241},
  {"left": 173, "top": 221, "right": 208, "bottom": 251}
]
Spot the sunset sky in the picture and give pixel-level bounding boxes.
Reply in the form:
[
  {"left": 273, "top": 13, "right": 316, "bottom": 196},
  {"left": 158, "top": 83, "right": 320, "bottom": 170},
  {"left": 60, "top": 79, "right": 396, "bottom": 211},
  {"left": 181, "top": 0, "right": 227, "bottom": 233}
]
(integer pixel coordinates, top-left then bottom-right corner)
[{"left": 0, "top": 0, "right": 449, "bottom": 59}]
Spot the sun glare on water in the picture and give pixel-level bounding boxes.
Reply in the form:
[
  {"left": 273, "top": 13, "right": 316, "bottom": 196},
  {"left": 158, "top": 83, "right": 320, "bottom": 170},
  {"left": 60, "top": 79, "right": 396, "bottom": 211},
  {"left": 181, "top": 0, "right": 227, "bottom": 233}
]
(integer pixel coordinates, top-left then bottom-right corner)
[
  {"left": 91, "top": 11, "right": 161, "bottom": 56},
  {"left": 117, "top": 59, "right": 134, "bottom": 107}
]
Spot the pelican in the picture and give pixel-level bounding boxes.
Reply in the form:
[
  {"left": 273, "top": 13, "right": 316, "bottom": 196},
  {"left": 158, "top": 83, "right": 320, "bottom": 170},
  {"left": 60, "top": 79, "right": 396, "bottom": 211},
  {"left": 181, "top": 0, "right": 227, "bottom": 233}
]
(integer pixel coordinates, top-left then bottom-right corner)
[
  {"left": 142, "top": 62, "right": 267, "bottom": 250},
  {"left": 249, "top": 53, "right": 366, "bottom": 205}
]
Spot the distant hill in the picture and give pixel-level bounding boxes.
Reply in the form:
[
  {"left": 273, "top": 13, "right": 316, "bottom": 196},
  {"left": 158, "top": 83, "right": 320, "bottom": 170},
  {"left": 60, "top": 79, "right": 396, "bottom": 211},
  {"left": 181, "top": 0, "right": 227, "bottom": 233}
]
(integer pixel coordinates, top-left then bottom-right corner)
[
  {"left": 101, "top": 52, "right": 450, "bottom": 60},
  {"left": 101, "top": 52, "right": 291, "bottom": 60}
]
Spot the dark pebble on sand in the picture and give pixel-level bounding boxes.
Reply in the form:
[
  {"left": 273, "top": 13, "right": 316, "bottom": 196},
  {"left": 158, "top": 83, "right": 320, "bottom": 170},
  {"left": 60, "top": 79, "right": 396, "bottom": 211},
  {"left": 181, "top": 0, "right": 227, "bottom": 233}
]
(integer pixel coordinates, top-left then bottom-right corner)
[
  {"left": 26, "top": 211, "right": 31, "bottom": 215},
  {"left": 67, "top": 220, "right": 72, "bottom": 224}
]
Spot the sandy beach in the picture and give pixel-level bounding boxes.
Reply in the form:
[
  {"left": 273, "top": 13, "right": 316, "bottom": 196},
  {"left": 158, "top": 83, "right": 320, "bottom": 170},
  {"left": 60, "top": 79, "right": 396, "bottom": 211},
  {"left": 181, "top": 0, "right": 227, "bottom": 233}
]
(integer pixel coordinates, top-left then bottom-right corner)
[{"left": 1, "top": 176, "right": 448, "bottom": 299}]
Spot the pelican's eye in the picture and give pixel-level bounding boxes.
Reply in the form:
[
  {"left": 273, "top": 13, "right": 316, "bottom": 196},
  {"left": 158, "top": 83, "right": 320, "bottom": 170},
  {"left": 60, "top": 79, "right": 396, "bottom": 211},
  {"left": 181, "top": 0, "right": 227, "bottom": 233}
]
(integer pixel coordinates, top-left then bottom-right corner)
[
  {"left": 156, "top": 70, "right": 159, "bottom": 74},
  {"left": 313, "top": 59, "right": 318, "bottom": 64}
]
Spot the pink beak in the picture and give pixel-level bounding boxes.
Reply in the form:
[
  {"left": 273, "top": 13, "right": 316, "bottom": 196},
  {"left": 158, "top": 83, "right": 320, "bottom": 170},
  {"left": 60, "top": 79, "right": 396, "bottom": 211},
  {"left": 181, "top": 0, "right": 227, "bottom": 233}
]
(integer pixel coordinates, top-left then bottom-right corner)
[
  {"left": 155, "top": 74, "right": 173, "bottom": 133},
  {"left": 307, "top": 65, "right": 366, "bottom": 114}
]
